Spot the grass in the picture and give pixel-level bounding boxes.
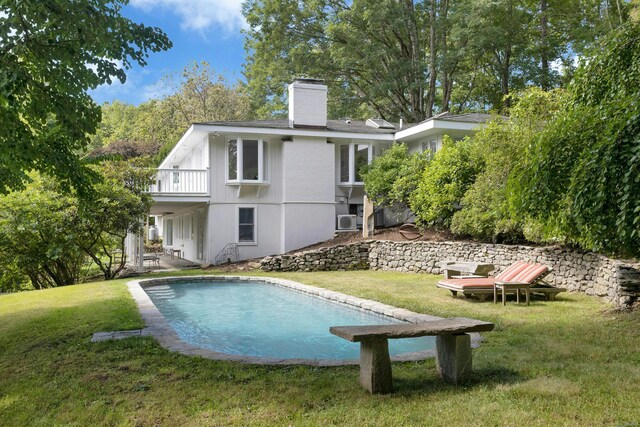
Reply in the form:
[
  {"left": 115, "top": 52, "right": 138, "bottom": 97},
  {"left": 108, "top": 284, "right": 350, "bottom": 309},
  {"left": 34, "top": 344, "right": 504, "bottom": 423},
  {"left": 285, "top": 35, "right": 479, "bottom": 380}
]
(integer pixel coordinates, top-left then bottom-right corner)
[{"left": 1, "top": 269, "right": 638, "bottom": 426}]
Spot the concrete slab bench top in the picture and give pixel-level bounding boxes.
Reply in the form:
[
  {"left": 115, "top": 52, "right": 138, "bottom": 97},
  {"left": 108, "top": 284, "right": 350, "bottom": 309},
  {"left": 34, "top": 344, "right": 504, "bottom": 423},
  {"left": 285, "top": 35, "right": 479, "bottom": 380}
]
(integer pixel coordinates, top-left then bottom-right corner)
[{"left": 330, "top": 317, "right": 495, "bottom": 394}]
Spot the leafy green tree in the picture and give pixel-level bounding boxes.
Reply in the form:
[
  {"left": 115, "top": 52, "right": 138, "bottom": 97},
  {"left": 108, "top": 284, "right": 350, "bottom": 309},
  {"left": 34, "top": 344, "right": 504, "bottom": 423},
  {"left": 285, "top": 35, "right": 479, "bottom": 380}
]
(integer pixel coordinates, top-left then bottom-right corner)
[
  {"left": 0, "top": 159, "right": 155, "bottom": 290},
  {"left": 75, "top": 160, "right": 154, "bottom": 279},
  {"left": 0, "top": 0, "right": 171, "bottom": 195},
  {"left": 509, "top": 21, "right": 640, "bottom": 257},
  {"left": 244, "top": 0, "right": 634, "bottom": 118},
  {"left": 361, "top": 144, "right": 429, "bottom": 211},
  {"left": 0, "top": 175, "right": 89, "bottom": 290},
  {"left": 451, "top": 88, "right": 566, "bottom": 241},
  {"left": 410, "top": 136, "right": 484, "bottom": 228},
  {"left": 90, "top": 62, "right": 252, "bottom": 163}
]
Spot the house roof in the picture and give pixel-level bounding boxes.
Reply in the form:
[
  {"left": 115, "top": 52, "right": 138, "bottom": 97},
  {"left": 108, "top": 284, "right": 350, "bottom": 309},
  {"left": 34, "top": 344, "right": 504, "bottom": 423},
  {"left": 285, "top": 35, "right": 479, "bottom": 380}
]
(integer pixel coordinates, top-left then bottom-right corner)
[
  {"left": 425, "top": 112, "right": 496, "bottom": 124},
  {"left": 194, "top": 113, "right": 495, "bottom": 135},
  {"left": 193, "top": 119, "right": 415, "bottom": 135},
  {"left": 161, "top": 113, "right": 494, "bottom": 168}
]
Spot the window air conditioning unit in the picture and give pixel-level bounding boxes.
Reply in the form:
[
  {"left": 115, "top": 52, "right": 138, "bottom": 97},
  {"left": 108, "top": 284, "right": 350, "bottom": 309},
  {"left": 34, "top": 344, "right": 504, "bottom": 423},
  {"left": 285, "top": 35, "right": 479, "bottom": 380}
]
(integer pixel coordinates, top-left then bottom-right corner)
[{"left": 337, "top": 215, "right": 357, "bottom": 231}]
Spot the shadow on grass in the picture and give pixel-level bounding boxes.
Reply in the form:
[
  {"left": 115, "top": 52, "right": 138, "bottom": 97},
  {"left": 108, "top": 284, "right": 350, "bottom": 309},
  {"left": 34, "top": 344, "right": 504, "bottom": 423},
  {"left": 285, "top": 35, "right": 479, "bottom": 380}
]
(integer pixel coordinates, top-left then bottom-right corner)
[{"left": 391, "top": 364, "right": 523, "bottom": 395}]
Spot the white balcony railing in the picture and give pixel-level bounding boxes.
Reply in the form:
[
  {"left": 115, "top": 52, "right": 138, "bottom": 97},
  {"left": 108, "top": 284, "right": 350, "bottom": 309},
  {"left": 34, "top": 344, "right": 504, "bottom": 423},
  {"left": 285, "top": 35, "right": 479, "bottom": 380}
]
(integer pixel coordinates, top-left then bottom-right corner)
[{"left": 149, "top": 169, "right": 208, "bottom": 194}]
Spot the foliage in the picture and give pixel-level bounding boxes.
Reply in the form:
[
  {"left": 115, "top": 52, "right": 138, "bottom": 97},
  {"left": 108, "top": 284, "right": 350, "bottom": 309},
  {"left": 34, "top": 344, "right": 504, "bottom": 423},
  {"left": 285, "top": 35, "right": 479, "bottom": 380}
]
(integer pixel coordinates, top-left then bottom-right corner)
[
  {"left": 510, "top": 22, "right": 640, "bottom": 257},
  {"left": 410, "top": 136, "right": 484, "bottom": 228},
  {"left": 76, "top": 160, "right": 155, "bottom": 280},
  {"left": 87, "top": 138, "right": 161, "bottom": 160},
  {"left": 0, "top": 175, "right": 89, "bottom": 290},
  {"left": 361, "top": 144, "right": 428, "bottom": 211},
  {"left": 0, "top": 0, "right": 171, "bottom": 196},
  {"left": 90, "top": 62, "right": 252, "bottom": 163},
  {"left": 0, "top": 161, "right": 155, "bottom": 291},
  {"left": 451, "top": 88, "right": 566, "bottom": 242},
  {"left": 243, "top": 0, "right": 631, "bottom": 120}
]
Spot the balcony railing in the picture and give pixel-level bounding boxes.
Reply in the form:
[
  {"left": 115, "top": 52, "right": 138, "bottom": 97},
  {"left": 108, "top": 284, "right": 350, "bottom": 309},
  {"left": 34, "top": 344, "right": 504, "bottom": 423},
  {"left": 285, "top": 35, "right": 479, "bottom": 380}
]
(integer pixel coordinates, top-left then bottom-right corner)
[{"left": 149, "top": 168, "right": 208, "bottom": 194}]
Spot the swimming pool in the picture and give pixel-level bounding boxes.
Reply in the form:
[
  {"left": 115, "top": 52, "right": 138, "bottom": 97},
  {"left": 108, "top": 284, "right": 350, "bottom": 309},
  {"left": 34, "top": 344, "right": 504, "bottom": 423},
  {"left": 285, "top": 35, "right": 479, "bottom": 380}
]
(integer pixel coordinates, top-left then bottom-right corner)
[{"left": 129, "top": 276, "right": 442, "bottom": 364}]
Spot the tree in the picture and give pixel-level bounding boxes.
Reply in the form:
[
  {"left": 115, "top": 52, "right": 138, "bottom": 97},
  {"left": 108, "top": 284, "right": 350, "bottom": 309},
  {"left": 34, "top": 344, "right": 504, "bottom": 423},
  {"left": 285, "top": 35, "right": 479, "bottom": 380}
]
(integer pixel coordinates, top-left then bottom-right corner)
[
  {"left": 75, "top": 160, "right": 155, "bottom": 280},
  {"left": 410, "top": 136, "right": 484, "bottom": 228},
  {"left": 0, "top": 160, "right": 155, "bottom": 290},
  {"left": 509, "top": 21, "right": 640, "bottom": 257},
  {"left": 0, "top": 175, "right": 89, "bottom": 290},
  {"left": 90, "top": 62, "right": 252, "bottom": 163},
  {"left": 244, "top": 0, "right": 633, "bottom": 118},
  {"left": 0, "top": 0, "right": 171, "bottom": 196},
  {"left": 361, "top": 143, "right": 428, "bottom": 212},
  {"left": 451, "top": 88, "right": 566, "bottom": 241}
]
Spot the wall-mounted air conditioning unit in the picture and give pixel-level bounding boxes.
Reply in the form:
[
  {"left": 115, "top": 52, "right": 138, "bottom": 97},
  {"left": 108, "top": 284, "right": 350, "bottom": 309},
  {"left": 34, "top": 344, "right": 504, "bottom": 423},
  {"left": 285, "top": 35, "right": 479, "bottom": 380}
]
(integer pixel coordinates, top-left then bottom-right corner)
[{"left": 337, "top": 215, "right": 357, "bottom": 231}]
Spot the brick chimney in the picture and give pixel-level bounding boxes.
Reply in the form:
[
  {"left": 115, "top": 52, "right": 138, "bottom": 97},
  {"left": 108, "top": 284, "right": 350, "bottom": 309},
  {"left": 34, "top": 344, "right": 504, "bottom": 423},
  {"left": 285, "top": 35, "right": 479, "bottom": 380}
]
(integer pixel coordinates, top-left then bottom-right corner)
[{"left": 288, "top": 78, "right": 327, "bottom": 129}]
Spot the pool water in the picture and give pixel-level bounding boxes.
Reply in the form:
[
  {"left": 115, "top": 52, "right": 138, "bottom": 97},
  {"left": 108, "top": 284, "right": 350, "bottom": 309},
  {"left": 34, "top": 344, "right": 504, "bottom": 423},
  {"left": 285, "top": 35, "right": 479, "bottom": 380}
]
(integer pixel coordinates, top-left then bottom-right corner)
[{"left": 144, "top": 280, "right": 435, "bottom": 360}]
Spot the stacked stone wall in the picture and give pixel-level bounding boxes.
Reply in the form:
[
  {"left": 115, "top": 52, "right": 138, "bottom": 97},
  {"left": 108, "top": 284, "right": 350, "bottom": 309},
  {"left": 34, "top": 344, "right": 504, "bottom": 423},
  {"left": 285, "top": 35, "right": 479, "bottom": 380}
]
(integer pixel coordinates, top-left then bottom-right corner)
[
  {"left": 261, "top": 240, "right": 640, "bottom": 308},
  {"left": 261, "top": 243, "right": 370, "bottom": 272}
]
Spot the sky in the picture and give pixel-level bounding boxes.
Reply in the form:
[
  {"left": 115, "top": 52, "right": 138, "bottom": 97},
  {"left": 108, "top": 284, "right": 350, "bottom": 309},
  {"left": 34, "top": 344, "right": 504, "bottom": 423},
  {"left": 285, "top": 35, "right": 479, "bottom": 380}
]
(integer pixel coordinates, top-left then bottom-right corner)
[{"left": 89, "top": 0, "right": 247, "bottom": 106}]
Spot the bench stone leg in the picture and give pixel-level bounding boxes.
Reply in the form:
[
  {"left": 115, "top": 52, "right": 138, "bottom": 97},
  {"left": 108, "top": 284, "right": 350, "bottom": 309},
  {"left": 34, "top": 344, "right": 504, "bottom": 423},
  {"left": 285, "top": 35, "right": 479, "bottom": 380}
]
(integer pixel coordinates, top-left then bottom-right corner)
[
  {"left": 359, "top": 338, "right": 393, "bottom": 394},
  {"left": 436, "top": 333, "right": 472, "bottom": 385}
]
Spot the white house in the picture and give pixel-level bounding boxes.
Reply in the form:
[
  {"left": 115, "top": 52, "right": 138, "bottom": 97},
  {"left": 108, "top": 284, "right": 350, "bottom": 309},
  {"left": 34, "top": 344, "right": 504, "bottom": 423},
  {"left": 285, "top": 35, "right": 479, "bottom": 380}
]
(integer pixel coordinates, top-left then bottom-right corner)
[{"left": 144, "top": 78, "right": 492, "bottom": 265}]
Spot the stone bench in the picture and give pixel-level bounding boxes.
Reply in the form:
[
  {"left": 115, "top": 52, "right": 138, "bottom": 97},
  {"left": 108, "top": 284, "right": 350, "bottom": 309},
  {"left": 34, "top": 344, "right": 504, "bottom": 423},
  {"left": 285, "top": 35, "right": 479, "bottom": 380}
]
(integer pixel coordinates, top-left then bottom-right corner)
[{"left": 330, "top": 317, "right": 494, "bottom": 394}]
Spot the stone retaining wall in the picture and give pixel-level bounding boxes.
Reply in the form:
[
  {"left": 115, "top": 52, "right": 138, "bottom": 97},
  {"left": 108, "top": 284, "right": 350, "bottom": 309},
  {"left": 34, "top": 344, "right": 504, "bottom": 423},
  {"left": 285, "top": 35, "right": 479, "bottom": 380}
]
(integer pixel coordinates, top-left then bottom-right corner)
[
  {"left": 261, "top": 240, "right": 640, "bottom": 308},
  {"left": 261, "top": 243, "right": 371, "bottom": 272}
]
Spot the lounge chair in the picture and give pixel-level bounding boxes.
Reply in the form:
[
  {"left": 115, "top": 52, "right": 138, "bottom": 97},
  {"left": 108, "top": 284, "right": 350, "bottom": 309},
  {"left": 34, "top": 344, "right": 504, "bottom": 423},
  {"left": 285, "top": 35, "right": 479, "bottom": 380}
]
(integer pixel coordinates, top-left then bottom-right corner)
[{"left": 437, "top": 261, "right": 565, "bottom": 303}]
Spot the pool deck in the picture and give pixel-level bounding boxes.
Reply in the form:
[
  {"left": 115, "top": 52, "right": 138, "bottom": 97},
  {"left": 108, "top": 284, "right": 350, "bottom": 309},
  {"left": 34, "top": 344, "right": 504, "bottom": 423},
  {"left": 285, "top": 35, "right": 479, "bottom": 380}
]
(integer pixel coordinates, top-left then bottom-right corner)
[{"left": 113, "top": 275, "right": 485, "bottom": 366}]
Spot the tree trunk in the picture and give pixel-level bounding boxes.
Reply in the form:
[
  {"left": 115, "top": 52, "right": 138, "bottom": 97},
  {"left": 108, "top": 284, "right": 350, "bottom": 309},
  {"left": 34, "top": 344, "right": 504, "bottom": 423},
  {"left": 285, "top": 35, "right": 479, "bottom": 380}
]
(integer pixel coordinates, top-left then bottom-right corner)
[
  {"left": 426, "top": 0, "right": 438, "bottom": 118},
  {"left": 440, "top": 0, "right": 452, "bottom": 112},
  {"left": 540, "top": 0, "right": 550, "bottom": 90}
]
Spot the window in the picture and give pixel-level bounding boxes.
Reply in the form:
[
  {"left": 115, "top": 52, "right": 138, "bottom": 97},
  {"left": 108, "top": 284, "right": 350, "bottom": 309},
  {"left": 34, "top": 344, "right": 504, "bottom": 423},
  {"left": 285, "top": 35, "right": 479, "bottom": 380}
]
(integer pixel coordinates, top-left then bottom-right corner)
[
  {"left": 355, "top": 144, "right": 369, "bottom": 182},
  {"left": 227, "top": 138, "right": 267, "bottom": 182},
  {"left": 165, "top": 219, "right": 173, "bottom": 246},
  {"left": 421, "top": 139, "right": 438, "bottom": 158},
  {"left": 238, "top": 207, "right": 256, "bottom": 243},
  {"left": 228, "top": 140, "right": 237, "bottom": 180},
  {"left": 340, "top": 145, "right": 350, "bottom": 182},
  {"left": 339, "top": 143, "right": 373, "bottom": 184}
]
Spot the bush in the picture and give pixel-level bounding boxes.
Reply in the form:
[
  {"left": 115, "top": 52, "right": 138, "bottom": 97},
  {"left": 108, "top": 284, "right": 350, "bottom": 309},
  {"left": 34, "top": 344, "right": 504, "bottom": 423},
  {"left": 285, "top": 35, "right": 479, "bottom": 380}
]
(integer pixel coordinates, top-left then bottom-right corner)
[
  {"left": 509, "top": 23, "right": 640, "bottom": 257},
  {"left": 451, "top": 88, "right": 566, "bottom": 242},
  {"left": 410, "top": 136, "right": 483, "bottom": 228},
  {"left": 361, "top": 143, "right": 428, "bottom": 211}
]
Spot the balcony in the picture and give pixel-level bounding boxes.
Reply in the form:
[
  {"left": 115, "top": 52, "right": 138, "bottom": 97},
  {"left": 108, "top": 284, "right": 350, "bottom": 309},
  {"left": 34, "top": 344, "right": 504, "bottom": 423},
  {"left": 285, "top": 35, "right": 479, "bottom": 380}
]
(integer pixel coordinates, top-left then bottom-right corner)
[{"left": 149, "top": 169, "right": 209, "bottom": 195}]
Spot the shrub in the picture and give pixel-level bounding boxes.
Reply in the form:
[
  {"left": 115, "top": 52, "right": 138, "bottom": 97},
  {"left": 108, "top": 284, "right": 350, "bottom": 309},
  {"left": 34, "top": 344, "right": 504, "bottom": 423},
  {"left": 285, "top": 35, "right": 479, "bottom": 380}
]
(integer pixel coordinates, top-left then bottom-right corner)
[
  {"left": 452, "top": 88, "right": 566, "bottom": 242},
  {"left": 509, "top": 22, "right": 640, "bottom": 257},
  {"left": 361, "top": 143, "right": 428, "bottom": 211},
  {"left": 410, "top": 136, "right": 483, "bottom": 228}
]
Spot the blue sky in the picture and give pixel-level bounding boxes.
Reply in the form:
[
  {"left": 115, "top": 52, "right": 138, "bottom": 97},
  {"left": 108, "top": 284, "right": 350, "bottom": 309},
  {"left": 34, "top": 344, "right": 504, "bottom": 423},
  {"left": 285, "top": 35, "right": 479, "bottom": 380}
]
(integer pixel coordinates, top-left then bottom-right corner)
[{"left": 89, "top": 0, "right": 247, "bottom": 106}]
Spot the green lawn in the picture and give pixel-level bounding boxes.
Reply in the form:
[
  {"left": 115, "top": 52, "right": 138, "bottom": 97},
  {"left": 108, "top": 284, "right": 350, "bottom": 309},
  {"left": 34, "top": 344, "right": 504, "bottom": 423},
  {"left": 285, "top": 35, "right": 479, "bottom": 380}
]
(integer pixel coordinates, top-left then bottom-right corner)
[{"left": 1, "top": 270, "right": 638, "bottom": 426}]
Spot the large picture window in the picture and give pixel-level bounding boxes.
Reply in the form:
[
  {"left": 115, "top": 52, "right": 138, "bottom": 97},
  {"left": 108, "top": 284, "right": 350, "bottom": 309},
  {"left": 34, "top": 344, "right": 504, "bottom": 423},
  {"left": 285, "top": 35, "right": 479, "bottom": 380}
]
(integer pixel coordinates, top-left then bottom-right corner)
[
  {"left": 227, "top": 138, "right": 267, "bottom": 182},
  {"left": 238, "top": 207, "right": 256, "bottom": 243}
]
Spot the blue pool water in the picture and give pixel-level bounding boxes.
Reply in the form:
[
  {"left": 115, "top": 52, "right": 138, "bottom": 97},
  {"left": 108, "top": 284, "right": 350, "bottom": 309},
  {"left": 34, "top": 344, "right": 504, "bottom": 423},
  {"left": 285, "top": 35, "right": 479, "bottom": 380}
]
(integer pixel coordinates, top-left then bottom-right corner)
[{"left": 144, "top": 280, "right": 435, "bottom": 360}]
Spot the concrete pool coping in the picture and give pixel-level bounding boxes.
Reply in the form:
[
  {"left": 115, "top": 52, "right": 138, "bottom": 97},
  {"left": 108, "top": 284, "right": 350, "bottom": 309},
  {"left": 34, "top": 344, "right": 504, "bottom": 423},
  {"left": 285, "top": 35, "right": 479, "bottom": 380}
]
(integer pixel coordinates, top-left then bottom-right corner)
[{"left": 126, "top": 275, "right": 485, "bottom": 366}]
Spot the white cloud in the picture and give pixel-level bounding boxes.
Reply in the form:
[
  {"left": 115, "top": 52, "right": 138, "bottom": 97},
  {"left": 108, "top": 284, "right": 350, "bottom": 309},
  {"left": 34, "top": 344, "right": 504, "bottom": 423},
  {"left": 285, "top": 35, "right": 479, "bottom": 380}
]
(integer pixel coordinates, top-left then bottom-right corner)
[
  {"left": 85, "top": 58, "right": 124, "bottom": 75},
  {"left": 130, "top": 0, "right": 246, "bottom": 34},
  {"left": 88, "top": 68, "right": 149, "bottom": 105},
  {"left": 141, "top": 79, "right": 173, "bottom": 102}
]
